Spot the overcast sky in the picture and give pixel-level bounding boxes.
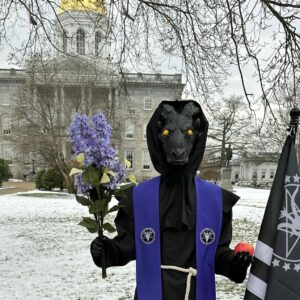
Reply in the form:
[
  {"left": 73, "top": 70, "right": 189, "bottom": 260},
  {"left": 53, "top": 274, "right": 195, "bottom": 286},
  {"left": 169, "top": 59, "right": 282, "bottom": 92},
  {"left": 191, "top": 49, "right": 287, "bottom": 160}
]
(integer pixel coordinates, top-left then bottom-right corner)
[{"left": 0, "top": 4, "right": 263, "bottom": 103}]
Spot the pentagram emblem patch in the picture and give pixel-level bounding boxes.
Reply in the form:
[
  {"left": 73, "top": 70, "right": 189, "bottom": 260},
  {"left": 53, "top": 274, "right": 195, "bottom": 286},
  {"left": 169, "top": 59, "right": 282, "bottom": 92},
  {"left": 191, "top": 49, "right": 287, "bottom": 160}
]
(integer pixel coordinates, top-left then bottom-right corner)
[
  {"left": 272, "top": 173, "right": 300, "bottom": 272},
  {"left": 200, "top": 228, "right": 215, "bottom": 245},
  {"left": 140, "top": 228, "right": 155, "bottom": 244}
]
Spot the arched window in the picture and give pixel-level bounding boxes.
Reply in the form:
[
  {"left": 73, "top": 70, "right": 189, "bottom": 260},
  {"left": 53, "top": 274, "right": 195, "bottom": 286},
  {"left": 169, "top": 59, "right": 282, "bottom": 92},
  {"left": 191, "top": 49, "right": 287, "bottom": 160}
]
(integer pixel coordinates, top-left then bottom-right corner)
[
  {"left": 125, "top": 119, "right": 134, "bottom": 139},
  {"left": 62, "top": 30, "right": 67, "bottom": 53},
  {"left": 76, "top": 29, "right": 85, "bottom": 55},
  {"left": 95, "top": 31, "right": 101, "bottom": 56}
]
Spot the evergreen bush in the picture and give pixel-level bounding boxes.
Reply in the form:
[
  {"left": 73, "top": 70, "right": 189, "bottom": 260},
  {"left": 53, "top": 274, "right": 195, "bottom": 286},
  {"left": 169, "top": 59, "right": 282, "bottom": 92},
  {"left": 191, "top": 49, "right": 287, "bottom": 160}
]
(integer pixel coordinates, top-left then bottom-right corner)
[
  {"left": 42, "top": 168, "right": 64, "bottom": 191},
  {"left": 35, "top": 169, "right": 46, "bottom": 190},
  {"left": 0, "top": 158, "right": 12, "bottom": 187}
]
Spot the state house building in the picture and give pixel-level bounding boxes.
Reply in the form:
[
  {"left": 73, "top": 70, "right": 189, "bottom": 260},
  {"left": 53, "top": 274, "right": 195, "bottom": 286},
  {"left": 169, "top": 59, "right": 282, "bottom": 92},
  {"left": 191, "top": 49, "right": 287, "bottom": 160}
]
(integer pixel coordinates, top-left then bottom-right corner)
[{"left": 0, "top": 1, "right": 184, "bottom": 181}]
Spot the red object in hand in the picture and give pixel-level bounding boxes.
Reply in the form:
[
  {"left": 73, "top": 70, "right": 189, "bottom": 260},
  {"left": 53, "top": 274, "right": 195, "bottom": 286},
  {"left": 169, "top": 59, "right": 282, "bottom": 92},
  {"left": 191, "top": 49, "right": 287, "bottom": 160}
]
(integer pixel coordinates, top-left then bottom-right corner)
[{"left": 234, "top": 242, "right": 254, "bottom": 256}]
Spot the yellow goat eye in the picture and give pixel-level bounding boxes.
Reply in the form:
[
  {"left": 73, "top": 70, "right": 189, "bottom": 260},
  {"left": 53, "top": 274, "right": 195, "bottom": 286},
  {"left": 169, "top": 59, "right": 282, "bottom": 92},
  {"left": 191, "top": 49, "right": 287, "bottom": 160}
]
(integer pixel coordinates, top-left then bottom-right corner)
[
  {"left": 162, "top": 129, "right": 170, "bottom": 136},
  {"left": 186, "top": 129, "right": 193, "bottom": 136}
]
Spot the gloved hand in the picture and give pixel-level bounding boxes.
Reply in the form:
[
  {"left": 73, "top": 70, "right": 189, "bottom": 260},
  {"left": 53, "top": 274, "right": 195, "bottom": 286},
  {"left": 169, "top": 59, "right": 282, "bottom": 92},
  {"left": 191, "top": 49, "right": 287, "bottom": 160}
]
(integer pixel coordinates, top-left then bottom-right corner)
[
  {"left": 230, "top": 251, "right": 254, "bottom": 283},
  {"left": 234, "top": 251, "right": 254, "bottom": 267},
  {"left": 90, "top": 236, "right": 108, "bottom": 266}
]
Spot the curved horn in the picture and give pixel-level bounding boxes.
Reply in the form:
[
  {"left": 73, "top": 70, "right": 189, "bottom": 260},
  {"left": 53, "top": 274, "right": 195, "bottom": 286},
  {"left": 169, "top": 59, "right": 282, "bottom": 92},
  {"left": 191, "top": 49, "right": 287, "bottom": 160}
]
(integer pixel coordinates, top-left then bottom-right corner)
[
  {"left": 181, "top": 102, "right": 200, "bottom": 117},
  {"left": 160, "top": 104, "right": 177, "bottom": 120}
]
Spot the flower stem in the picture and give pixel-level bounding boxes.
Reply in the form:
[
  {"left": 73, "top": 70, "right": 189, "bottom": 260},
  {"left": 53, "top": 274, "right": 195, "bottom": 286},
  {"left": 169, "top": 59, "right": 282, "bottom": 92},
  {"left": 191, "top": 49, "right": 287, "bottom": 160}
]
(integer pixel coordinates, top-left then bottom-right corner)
[{"left": 98, "top": 211, "right": 107, "bottom": 279}]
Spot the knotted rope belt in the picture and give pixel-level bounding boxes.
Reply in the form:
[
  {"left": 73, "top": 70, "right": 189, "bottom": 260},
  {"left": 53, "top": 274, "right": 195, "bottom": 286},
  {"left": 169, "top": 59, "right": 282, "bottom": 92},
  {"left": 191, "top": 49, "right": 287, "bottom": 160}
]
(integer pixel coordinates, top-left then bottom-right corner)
[{"left": 161, "top": 265, "right": 197, "bottom": 300}]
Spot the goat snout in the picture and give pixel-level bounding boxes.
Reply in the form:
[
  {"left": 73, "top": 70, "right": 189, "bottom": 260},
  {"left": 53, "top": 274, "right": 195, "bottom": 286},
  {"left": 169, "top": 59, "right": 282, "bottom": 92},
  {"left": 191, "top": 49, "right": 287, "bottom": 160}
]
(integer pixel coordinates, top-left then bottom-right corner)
[{"left": 171, "top": 148, "right": 186, "bottom": 160}]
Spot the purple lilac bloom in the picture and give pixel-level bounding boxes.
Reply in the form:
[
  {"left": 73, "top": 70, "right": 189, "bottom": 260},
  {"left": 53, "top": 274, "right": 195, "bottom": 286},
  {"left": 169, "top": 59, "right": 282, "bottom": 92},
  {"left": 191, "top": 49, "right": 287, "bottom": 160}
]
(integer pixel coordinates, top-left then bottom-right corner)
[
  {"left": 92, "top": 113, "right": 111, "bottom": 145},
  {"left": 103, "top": 157, "right": 127, "bottom": 190},
  {"left": 70, "top": 112, "right": 127, "bottom": 190},
  {"left": 70, "top": 113, "right": 112, "bottom": 155},
  {"left": 110, "top": 163, "right": 127, "bottom": 190},
  {"left": 69, "top": 114, "right": 94, "bottom": 154},
  {"left": 75, "top": 173, "right": 91, "bottom": 194}
]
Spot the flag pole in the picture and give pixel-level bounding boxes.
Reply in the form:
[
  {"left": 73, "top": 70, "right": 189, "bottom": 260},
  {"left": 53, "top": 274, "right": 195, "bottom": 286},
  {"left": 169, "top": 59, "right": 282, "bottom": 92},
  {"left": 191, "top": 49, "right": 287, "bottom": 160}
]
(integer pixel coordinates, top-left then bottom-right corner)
[{"left": 288, "top": 107, "right": 300, "bottom": 143}]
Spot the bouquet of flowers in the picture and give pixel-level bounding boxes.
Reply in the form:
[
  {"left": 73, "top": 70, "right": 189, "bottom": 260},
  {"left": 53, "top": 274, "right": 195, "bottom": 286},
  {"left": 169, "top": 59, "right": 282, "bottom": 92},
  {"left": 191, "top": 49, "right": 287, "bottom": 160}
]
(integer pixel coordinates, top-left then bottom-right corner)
[{"left": 69, "top": 112, "right": 134, "bottom": 278}]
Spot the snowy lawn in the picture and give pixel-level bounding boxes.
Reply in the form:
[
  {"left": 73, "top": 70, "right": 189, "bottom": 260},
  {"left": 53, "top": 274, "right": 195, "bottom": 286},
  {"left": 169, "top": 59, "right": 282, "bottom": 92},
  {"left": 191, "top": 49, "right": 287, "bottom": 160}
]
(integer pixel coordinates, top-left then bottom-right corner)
[{"left": 0, "top": 187, "right": 270, "bottom": 300}]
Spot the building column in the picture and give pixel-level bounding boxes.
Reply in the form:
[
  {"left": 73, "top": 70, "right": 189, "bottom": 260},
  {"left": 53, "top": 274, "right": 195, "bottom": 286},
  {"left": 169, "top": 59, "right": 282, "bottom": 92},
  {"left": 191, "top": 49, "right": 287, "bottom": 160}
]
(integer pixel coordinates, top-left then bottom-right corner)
[
  {"left": 60, "top": 85, "right": 65, "bottom": 123},
  {"left": 81, "top": 85, "right": 86, "bottom": 113},
  {"left": 54, "top": 86, "right": 58, "bottom": 121},
  {"left": 108, "top": 87, "right": 116, "bottom": 124},
  {"left": 88, "top": 85, "right": 92, "bottom": 114}
]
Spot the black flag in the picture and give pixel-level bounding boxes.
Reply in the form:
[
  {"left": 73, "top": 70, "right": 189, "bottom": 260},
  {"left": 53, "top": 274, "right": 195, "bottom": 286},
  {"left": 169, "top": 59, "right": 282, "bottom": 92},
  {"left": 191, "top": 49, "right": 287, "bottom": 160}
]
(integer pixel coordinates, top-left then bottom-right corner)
[{"left": 244, "top": 135, "right": 300, "bottom": 299}]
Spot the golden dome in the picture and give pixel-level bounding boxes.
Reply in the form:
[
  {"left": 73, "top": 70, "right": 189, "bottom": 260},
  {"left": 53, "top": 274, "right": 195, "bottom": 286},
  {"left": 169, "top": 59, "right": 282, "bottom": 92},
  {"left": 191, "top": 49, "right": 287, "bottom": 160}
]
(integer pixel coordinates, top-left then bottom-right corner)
[{"left": 58, "top": 0, "right": 106, "bottom": 15}]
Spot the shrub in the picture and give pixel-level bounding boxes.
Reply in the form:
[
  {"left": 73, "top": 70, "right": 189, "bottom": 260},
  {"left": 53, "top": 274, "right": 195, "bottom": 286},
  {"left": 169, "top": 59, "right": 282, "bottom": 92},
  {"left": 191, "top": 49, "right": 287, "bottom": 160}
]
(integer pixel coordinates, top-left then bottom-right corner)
[
  {"left": 35, "top": 168, "right": 64, "bottom": 191},
  {"left": 0, "top": 158, "right": 12, "bottom": 187},
  {"left": 35, "top": 169, "right": 46, "bottom": 190},
  {"left": 42, "top": 168, "right": 64, "bottom": 191}
]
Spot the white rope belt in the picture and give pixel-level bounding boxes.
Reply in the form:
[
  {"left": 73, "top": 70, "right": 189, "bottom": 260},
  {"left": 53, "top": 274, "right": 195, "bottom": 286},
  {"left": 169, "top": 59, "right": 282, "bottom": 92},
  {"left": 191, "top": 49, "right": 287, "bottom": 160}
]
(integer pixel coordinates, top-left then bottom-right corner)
[{"left": 161, "top": 265, "right": 197, "bottom": 300}]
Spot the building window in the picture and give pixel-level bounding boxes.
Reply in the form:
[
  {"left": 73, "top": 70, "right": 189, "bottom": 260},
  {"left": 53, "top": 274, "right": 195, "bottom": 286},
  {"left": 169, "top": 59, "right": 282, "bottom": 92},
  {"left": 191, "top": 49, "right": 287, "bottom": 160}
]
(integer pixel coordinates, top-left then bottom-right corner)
[
  {"left": 143, "top": 123, "right": 147, "bottom": 140},
  {"left": 234, "top": 173, "right": 239, "bottom": 181},
  {"left": 125, "top": 119, "right": 134, "bottom": 139},
  {"left": 142, "top": 150, "right": 151, "bottom": 170},
  {"left": 261, "top": 170, "right": 266, "bottom": 180},
  {"left": 144, "top": 98, "right": 152, "bottom": 110},
  {"left": 62, "top": 30, "right": 67, "bottom": 53},
  {"left": 76, "top": 28, "right": 85, "bottom": 55},
  {"left": 95, "top": 31, "right": 101, "bottom": 56},
  {"left": 2, "top": 115, "right": 11, "bottom": 135},
  {"left": 2, "top": 144, "right": 12, "bottom": 164},
  {"left": 270, "top": 171, "right": 275, "bottom": 179},
  {"left": 125, "top": 149, "right": 134, "bottom": 169},
  {"left": 0, "top": 83, "right": 13, "bottom": 105}
]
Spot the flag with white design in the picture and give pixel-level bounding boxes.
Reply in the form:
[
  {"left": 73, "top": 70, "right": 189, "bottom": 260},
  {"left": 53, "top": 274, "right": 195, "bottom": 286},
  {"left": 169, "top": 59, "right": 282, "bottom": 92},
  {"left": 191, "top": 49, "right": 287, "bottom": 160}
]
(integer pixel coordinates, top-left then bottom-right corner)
[{"left": 244, "top": 135, "right": 300, "bottom": 300}]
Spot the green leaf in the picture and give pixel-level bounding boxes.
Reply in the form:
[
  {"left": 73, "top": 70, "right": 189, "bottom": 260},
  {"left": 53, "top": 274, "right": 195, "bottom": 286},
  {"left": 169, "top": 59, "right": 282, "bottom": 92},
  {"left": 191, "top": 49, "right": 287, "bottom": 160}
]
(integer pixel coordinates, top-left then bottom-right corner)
[
  {"left": 75, "top": 195, "right": 90, "bottom": 206},
  {"left": 89, "top": 200, "right": 106, "bottom": 214},
  {"left": 82, "top": 169, "right": 90, "bottom": 183},
  {"left": 114, "top": 189, "right": 127, "bottom": 199},
  {"left": 100, "top": 173, "right": 110, "bottom": 184},
  {"left": 119, "top": 182, "right": 135, "bottom": 190},
  {"left": 102, "top": 222, "right": 116, "bottom": 233},
  {"left": 79, "top": 217, "right": 99, "bottom": 233},
  {"left": 107, "top": 204, "right": 123, "bottom": 214},
  {"left": 82, "top": 166, "right": 100, "bottom": 186},
  {"left": 69, "top": 167, "right": 82, "bottom": 176}
]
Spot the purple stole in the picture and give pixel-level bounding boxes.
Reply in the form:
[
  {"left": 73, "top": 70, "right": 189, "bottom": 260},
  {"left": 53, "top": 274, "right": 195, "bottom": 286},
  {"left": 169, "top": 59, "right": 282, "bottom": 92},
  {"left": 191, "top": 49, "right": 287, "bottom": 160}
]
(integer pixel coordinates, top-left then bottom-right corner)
[{"left": 133, "top": 176, "right": 222, "bottom": 300}]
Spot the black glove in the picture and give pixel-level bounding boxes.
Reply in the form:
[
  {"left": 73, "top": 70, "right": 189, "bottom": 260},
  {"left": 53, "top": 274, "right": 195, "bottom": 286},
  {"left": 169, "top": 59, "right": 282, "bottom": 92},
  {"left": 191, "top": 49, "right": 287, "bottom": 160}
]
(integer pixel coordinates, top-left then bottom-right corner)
[
  {"left": 235, "top": 251, "right": 254, "bottom": 267},
  {"left": 90, "top": 236, "right": 108, "bottom": 267},
  {"left": 230, "top": 251, "right": 254, "bottom": 283}
]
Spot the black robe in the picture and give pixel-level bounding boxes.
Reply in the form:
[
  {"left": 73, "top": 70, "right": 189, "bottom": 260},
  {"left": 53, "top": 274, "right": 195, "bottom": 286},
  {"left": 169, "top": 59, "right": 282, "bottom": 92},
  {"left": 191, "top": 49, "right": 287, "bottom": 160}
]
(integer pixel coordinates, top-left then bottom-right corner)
[
  {"left": 92, "top": 101, "right": 246, "bottom": 299},
  {"left": 92, "top": 174, "right": 244, "bottom": 300}
]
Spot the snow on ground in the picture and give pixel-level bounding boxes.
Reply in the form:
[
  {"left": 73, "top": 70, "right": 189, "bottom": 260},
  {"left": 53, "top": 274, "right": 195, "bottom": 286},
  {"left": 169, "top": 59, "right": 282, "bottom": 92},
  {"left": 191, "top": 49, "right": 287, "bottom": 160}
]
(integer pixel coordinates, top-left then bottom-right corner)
[
  {"left": 0, "top": 187, "right": 270, "bottom": 300},
  {"left": 0, "top": 186, "right": 15, "bottom": 190},
  {"left": 8, "top": 179, "right": 24, "bottom": 183}
]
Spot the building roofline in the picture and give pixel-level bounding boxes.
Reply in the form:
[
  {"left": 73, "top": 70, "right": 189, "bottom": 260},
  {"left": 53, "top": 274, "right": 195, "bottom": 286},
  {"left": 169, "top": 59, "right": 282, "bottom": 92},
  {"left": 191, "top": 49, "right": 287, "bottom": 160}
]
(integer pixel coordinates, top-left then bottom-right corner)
[{"left": 0, "top": 68, "right": 25, "bottom": 72}]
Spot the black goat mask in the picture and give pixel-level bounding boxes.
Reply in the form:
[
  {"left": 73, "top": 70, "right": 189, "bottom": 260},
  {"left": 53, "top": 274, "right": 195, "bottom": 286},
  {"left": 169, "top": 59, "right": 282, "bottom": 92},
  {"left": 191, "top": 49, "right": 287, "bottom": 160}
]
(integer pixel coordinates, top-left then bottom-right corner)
[{"left": 157, "top": 103, "right": 201, "bottom": 167}]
